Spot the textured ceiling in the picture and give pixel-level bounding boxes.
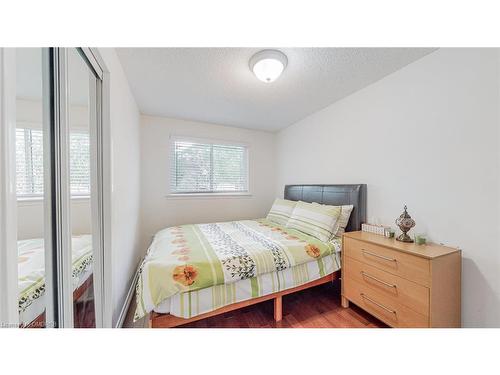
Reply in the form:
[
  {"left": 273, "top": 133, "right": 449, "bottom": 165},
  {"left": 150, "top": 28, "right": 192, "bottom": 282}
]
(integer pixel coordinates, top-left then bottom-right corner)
[{"left": 117, "top": 48, "right": 436, "bottom": 132}]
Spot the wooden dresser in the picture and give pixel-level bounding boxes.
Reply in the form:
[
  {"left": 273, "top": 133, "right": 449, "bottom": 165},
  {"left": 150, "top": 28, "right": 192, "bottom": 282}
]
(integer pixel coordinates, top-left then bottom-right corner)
[{"left": 341, "top": 231, "right": 461, "bottom": 328}]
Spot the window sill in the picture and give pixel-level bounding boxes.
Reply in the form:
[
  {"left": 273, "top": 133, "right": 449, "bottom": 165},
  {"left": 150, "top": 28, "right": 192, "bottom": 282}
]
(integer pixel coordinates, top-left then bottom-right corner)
[
  {"left": 165, "top": 192, "right": 253, "bottom": 200},
  {"left": 17, "top": 195, "right": 90, "bottom": 206}
]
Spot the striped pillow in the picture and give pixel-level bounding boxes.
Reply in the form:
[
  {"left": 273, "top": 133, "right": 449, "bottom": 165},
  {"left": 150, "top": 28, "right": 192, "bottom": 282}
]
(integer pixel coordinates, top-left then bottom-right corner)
[
  {"left": 286, "top": 201, "right": 341, "bottom": 242},
  {"left": 332, "top": 205, "right": 353, "bottom": 237},
  {"left": 312, "top": 203, "right": 354, "bottom": 238},
  {"left": 266, "top": 198, "right": 297, "bottom": 226}
]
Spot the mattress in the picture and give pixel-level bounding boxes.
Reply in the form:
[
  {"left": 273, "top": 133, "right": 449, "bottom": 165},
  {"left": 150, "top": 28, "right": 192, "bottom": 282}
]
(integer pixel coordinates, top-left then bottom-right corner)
[
  {"left": 18, "top": 235, "right": 93, "bottom": 326},
  {"left": 153, "top": 248, "right": 341, "bottom": 318}
]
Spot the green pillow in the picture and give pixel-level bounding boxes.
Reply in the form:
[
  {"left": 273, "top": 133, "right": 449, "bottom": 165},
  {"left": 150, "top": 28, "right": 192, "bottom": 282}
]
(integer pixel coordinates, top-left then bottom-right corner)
[
  {"left": 266, "top": 198, "right": 297, "bottom": 226},
  {"left": 286, "top": 201, "right": 341, "bottom": 242},
  {"left": 312, "top": 202, "right": 354, "bottom": 238}
]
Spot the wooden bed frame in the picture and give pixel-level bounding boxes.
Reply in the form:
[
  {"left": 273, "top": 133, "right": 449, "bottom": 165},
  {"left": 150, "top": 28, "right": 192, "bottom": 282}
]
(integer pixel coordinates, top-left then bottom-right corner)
[
  {"left": 149, "top": 184, "right": 366, "bottom": 328},
  {"left": 150, "top": 271, "right": 339, "bottom": 328}
]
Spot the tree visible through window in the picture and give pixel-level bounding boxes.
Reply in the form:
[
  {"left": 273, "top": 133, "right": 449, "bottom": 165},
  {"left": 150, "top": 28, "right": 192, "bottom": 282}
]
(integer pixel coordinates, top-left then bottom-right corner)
[
  {"left": 170, "top": 138, "right": 248, "bottom": 194},
  {"left": 16, "top": 128, "right": 91, "bottom": 197}
]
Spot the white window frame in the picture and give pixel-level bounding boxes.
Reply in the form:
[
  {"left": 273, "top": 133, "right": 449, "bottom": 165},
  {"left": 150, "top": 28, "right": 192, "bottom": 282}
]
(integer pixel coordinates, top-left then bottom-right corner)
[{"left": 168, "top": 135, "right": 251, "bottom": 198}]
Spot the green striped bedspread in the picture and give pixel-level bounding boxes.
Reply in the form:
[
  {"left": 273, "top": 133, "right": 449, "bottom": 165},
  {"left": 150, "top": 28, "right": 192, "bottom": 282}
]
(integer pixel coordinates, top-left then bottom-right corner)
[
  {"left": 18, "top": 235, "right": 93, "bottom": 314},
  {"left": 134, "top": 219, "right": 340, "bottom": 320},
  {"left": 156, "top": 250, "right": 340, "bottom": 319}
]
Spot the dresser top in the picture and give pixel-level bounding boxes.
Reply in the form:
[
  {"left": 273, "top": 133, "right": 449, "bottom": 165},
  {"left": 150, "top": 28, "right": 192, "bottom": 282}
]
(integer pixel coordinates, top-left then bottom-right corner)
[{"left": 343, "top": 231, "right": 461, "bottom": 259}]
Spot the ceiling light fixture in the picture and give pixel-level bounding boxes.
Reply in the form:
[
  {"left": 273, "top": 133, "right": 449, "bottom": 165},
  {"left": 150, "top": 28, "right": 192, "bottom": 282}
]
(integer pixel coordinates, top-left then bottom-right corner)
[{"left": 249, "top": 50, "right": 288, "bottom": 83}]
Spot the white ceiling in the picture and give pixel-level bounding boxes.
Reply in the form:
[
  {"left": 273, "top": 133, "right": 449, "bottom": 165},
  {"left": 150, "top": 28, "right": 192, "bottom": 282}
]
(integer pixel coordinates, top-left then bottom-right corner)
[{"left": 117, "top": 48, "right": 436, "bottom": 132}]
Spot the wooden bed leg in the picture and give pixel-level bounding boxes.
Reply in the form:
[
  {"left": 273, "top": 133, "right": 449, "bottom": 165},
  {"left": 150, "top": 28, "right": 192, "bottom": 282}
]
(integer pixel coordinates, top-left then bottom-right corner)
[
  {"left": 274, "top": 296, "right": 283, "bottom": 322},
  {"left": 341, "top": 295, "right": 349, "bottom": 308},
  {"left": 148, "top": 313, "right": 153, "bottom": 328}
]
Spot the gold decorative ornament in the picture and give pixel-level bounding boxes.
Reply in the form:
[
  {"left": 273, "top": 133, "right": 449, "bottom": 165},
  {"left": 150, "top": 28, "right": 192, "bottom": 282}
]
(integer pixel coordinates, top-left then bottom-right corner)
[{"left": 395, "top": 205, "right": 416, "bottom": 242}]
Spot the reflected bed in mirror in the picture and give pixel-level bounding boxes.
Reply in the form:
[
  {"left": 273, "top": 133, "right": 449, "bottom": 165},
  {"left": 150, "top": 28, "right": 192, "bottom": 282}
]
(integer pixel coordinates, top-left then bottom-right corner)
[{"left": 18, "top": 235, "right": 94, "bottom": 328}]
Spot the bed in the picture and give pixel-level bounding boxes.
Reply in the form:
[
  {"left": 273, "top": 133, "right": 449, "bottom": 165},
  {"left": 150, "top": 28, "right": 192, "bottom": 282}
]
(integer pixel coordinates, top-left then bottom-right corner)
[
  {"left": 18, "top": 235, "right": 94, "bottom": 328},
  {"left": 136, "top": 184, "right": 366, "bottom": 328}
]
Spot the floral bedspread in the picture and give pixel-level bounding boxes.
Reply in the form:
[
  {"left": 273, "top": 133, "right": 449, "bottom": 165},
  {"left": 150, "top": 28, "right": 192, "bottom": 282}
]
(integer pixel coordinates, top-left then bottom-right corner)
[
  {"left": 18, "top": 235, "right": 93, "bottom": 313},
  {"left": 134, "top": 219, "right": 338, "bottom": 320}
]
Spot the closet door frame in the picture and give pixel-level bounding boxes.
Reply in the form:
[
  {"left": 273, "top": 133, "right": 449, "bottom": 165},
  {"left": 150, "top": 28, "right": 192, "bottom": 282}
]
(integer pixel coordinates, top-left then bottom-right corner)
[
  {"left": 0, "top": 48, "right": 18, "bottom": 327},
  {"left": 50, "top": 48, "right": 74, "bottom": 327},
  {"left": 79, "top": 47, "right": 112, "bottom": 328},
  {"left": 81, "top": 48, "right": 112, "bottom": 328},
  {"left": 86, "top": 47, "right": 112, "bottom": 328}
]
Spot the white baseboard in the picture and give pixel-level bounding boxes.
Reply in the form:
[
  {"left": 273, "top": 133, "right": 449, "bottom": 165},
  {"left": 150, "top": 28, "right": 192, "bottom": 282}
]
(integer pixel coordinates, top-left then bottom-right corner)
[{"left": 115, "top": 263, "right": 141, "bottom": 328}]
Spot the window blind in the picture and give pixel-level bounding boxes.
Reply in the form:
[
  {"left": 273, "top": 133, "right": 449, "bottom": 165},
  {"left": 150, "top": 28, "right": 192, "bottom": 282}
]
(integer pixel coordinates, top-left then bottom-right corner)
[
  {"left": 170, "top": 138, "right": 248, "bottom": 194},
  {"left": 16, "top": 128, "right": 44, "bottom": 196},
  {"left": 15, "top": 128, "right": 91, "bottom": 197},
  {"left": 69, "top": 131, "right": 91, "bottom": 195}
]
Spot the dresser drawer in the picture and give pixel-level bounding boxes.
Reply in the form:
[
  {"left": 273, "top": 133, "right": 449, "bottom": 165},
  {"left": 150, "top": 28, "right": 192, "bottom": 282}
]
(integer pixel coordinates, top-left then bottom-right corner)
[
  {"left": 344, "top": 277, "right": 429, "bottom": 328},
  {"left": 344, "top": 237, "right": 430, "bottom": 286},
  {"left": 344, "top": 256, "right": 429, "bottom": 316}
]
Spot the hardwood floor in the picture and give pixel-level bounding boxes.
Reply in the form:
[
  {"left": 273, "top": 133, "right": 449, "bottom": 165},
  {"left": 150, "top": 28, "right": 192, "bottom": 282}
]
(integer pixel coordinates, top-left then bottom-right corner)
[{"left": 124, "top": 280, "right": 387, "bottom": 328}]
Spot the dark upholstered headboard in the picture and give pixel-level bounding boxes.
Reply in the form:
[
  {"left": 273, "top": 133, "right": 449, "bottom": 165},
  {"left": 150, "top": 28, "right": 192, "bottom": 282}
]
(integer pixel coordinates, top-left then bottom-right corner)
[{"left": 284, "top": 184, "right": 366, "bottom": 232}]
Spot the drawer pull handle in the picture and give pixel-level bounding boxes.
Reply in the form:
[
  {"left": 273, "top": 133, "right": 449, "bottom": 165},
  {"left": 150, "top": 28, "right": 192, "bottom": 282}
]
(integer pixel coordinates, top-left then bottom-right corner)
[
  {"left": 362, "top": 249, "right": 397, "bottom": 262},
  {"left": 360, "top": 293, "right": 396, "bottom": 315},
  {"left": 361, "top": 271, "right": 397, "bottom": 289}
]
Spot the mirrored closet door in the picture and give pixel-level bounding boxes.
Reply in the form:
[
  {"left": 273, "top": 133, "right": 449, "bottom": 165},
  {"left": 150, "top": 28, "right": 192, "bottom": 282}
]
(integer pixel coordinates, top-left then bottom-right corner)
[
  {"left": 8, "top": 47, "right": 106, "bottom": 328},
  {"left": 67, "top": 48, "right": 100, "bottom": 328},
  {"left": 15, "top": 48, "right": 52, "bottom": 328}
]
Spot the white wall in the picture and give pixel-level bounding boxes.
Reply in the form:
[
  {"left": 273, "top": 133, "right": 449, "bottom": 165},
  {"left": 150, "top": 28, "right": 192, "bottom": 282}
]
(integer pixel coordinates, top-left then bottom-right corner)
[
  {"left": 17, "top": 199, "right": 91, "bottom": 240},
  {"left": 98, "top": 49, "right": 142, "bottom": 326},
  {"left": 275, "top": 48, "right": 500, "bottom": 327},
  {"left": 139, "top": 115, "right": 276, "bottom": 251}
]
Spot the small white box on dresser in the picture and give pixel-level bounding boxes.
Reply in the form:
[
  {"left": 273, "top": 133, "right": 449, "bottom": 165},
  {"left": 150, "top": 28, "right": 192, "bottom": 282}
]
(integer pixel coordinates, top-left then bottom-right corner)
[{"left": 361, "top": 223, "right": 388, "bottom": 236}]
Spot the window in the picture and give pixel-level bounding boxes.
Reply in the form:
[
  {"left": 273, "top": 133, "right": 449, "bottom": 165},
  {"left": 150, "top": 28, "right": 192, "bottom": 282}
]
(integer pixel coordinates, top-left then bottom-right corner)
[
  {"left": 170, "top": 137, "right": 249, "bottom": 194},
  {"left": 16, "top": 127, "right": 91, "bottom": 197}
]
